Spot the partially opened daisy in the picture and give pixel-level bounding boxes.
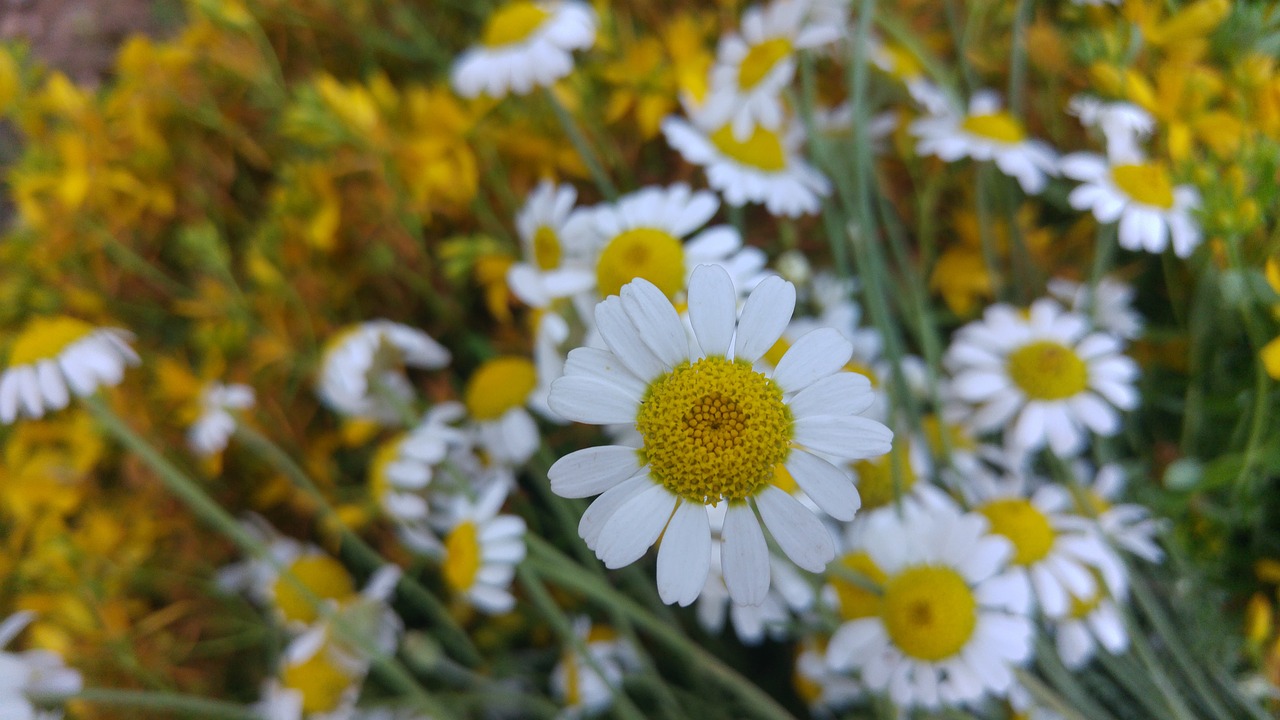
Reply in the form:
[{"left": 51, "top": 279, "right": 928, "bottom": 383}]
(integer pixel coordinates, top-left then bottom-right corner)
[
  {"left": 505, "top": 180, "right": 595, "bottom": 310},
  {"left": 1060, "top": 149, "right": 1201, "bottom": 258},
  {"left": 438, "top": 483, "right": 527, "bottom": 614},
  {"left": 1073, "top": 462, "right": 1165, "bottom": 563},
  {"left": 944, "top": 298, "right": 1139, "bottom": 457},
  {"left": 662, "top": 110, "right": 831, "bottom": 217},
  {"left": 701, "top": 0, "right": 842, "bottom": 140},
  {"left": 316, "top": 320, "right": 450, "bottom": 424},
  {"left": 1, "top": 316, "right": 139, "bottom": 424},
  {"left": 451, "top": 1, "right": 596, "bottom": 99},
  {"left": 910, "top": 90, "right": 1058, "bottom": 195},
  {"left": 826, "top": 504, "right": 1034, "bottom": 710},
  {"left": 548, "top": 264, "right": 892, "bottom": 607}
]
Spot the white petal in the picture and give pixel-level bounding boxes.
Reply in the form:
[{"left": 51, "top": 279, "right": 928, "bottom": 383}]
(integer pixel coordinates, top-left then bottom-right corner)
[
  {"left": 788, "top": 372, "right": 874, "bottom": 419},
  {"left": 721, "top": 503, "right": 771, "bottom": 605},
  {"left": 785, "top": 450, "right": 860, "bottom": 521},
  {"left": 793, "top": 415, "right": 894, "bottom": 460},
  {"left": 36, "top": 361, "right": 69, "bottom": 410},
  {"left": 547, "top": 376, "right": 640, "bottom": 425},
  {"left": 734, "top": 276, "right": 796, "bottom": 363},
  {"left": 754, "top": 485, "right": 834, "bottom": 573},
  {"left": 656, "top": 502, "right": 712, "bottom": 606},
  {"left": 770, "top": 328, "right": 853, "bottom": 393},
  {"left": 549, "top": 445, "right": 644, "bottom": 498},
  {"left": 580, "top": 475, "right": 653, "bottom": 550},
  {"left": 595, "top": 296, "right": 666, "bottom": 381},
  {"left": 620, "top": 279, "right": 689, "bottom": 370},
  {"left": 688, "top": 264, "right": 737, "bottom": 358},
  {"left": 562, "top": 347, "right": 647, "bottom": 400},
  {"left": 594, "top": 484, "right": 678, "bottom": 569}
]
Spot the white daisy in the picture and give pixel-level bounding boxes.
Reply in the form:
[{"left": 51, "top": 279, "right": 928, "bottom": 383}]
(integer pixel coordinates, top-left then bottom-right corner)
[
  {"left": 826, "top": 503, "right": 1034, "bottom": 710},
  {"left": 551, "top": 618, "right": 639, "bottom": 719},
  {"left": 0, "top": 316, "right": 139, "bottom": 424},
  {"left": 1072, "top": 462, "right": 1165, "bottom": 563},
  {"left": 1050, "top": 580, "right": 1129, "bottom": 669},
  {"left": 944, "top": 298, "right": 1140, "bottom": 457},
  {"left": 1047, "top": 275, "right": 1143, "bottom": 341},
  {"left": 661, "top": 111, "right": 831, "bottom": 217},
  {"left": 0, "top": 611, "right": 82, "bottom": 719},
  {"left": 793, "top": 636, "right": 864, "bottom": 714},
  {"left": 451, "top": 1, "right": 595, "bottom": 99},
  {"left": 316, "top": 320, "right": 451, "bottom": 424},
  {"left": 463, "top": 353, "right": 555, "bottom": 465},
  {"left": 275, "top": 625, "right": 367, "bottom": 719},
  {"left": 910, "top": 90, "right": 1059, "bottom": 195},
  {"left": 438, "top": 483, "right": 527, "bottom": 614},
  {"left": 701, "top": 0, "right": 843, "bottom": 141},
  {"left": 1060, "top": 150, "right": 1202, "bottom": 258},
  {"left": 1066, "top": 95, "right": 1154, "bottom": 164},
  {"left": 547, "top": 264, "right": 892, "bottom": 607},
  {"left": 368, "top": 404, "right": 469, "bottom": 525},
  {"left": 573, "top": 183, "right": 766, "bottom": 304},
  {"left": 506, "top": 180, "right": 595, "bottom": 310},
  {"left": 187, "top": 382, "right": 255, "bottom": 457}
]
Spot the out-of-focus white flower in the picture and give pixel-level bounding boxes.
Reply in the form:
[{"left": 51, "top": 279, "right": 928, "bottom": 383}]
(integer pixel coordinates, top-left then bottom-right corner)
[
  {"left": 0, "top": 316, "right": 138, "bottom": 424},
  {"left": 187, "top": 382, "right": 255, "bottom": 456},
  {"left": 316, "top": 321, "right": 450, "bottom": 424},
  {"left": 451, "top": 1, "right": 595, "bottom": 98}
]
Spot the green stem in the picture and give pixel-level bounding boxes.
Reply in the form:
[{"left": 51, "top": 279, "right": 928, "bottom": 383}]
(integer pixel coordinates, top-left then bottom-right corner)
[
  {"left": 1007, "top": 0, "right": 1035, "bottom": 118},
  {"left": 524, "top": 535, "right": 798, "bottom": 720},
  {"left": 234, "top": 425, "right": 483, "bottom": 667},
  {"left": 64, "top": 688, "right": 262, "bottom": 720},
  {"left": 544, "top": 88, "right": 618, "bottom": 201},
  {"left": 1012, "top": 670, "right": 1096, "bottom": 720}
]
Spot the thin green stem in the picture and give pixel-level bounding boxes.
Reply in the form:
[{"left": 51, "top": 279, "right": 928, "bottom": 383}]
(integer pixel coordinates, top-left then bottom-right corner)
[
  {"left": 544, "top": 88, "right": 618, "bottom": 201},
  {"left": 1012, "top": 670, "right": 1096, "bottom": 720},
  {"left": 1007, "top": 0, "right": 1035, "bottom": 118},
  {"left": 524, "top": 535, "right": 798, "bottom": 720},
  {"left": 64, "top": 689, "right": 262, "bottom": 720},
  {"left": 234, "top": 425, "right": 482, "bottom": 667}
]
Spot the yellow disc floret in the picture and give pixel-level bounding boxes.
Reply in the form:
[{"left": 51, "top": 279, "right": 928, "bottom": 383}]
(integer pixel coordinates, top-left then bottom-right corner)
[
  {"left": 9, "top": 316, "right": 95, "bottom": 366},
  {"left": 851, "top": 442, "right": 916, "bottom": 511},
  {"left": 533, "top": 225, "right": 562, "bottom": 270},
  {"left": 1006, "top": 340, "right": 1088, "bottom": 401},
  {"left": 464, "top": 356, "right": 537, "bottom": 421},
  {"left": 738, "top": 37, "right": 793, "bottom": 90},
  {"left": 637, "top": 357, "right": 792, "bottom": 503},
  {"left": 595, "top": 228, "right": 686, "bottom": 300},
  {"left": 711, "top": 124, "right": 788, "bottom": 171},
  {"left": 831, "top": 551, "right": 887, "bottom": 621},
  {"left": 961, "top": 112, "right": 1027, "bottom": 144},
  {"left": 273, "top": 554, "right": 357, "bottom": 625},
  {"left": 979, "top": 498, "right": 1056, "bottom": 566},
  {"left": 882, "top": 566, "right": 978, "bottom": 661},
  {"left": 1111, "top": 163, "right": 1175, "bottom": 209},
  {"left": 482, "top": 2, "right": 550, "bottom": 47},
  {"left": 281, "top": 644, "right": 356, "bottom": 713},
  {"left": 443, "top": 520, "right": 482, "bottom": 592}
]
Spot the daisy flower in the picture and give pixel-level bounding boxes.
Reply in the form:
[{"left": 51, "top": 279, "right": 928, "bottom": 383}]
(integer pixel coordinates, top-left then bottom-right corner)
[
  {"left": 505, "top": 180, "right": 595, "bottom": 310},
  {"left": 701, "top": 0, "right": 843, "bottom": 141},
  {"left": 316, "top": 320, "right": 451, "bottom": 424},
  {"left": 1047, "top": 275, "right": 1143, "bottom": 341},
  {"left": 551, "top": 618, "right": 639, "bottom": 719},
  {"left": 661, "top": 111, "right": 831, "bottom": 217},
  {"left": 1066, "top": 95, "right": 1154, "bottom": 163},
  {"left": 275, "top": 626, "right": 366, "bottom": 719},
  {"left": 1072, "top": 462, "right": 1165, "bottom": 563},
  {"left": 574, "top": 183, "right": 765, "bottom": 304},
  {"left": 910, "top": 90, "right": 1058, "bottom": 195},
  {"left": 1060, "top": 150, "right": 1202, "bottom": 258},
  {"left": 1, "top": 316, "right": 139, "bottom": 424},
  {"left": 793, "top": 636, "right": 864, "bottom": 714},
  {"left": 451, "top": 1, "right": 596, "bottom": 99},
  {"left": 547, "top": 264, "right": 893, "bottom": 606},
  {"left": 944, "top": 298, "right": 1140, "bottom": 457},
  {"left": 368, "top": 407, "right": 465, "bottom": 524},
  {"left": 0, "top": 611, "right": 82, "bottom": 718},
  {"left": 187, "top": 382, "right": 255, "bottom": 456},
  {"left": 1050, "top": 577, "right": 1129, "bottom": 669},
  {"left": 464, "top": 353, "right": 557, "bottom": 465},
  {"left": 438, "top": 483, "right": 527, "bottom": 614},
  {"left": 826, "top": 504, "right": 1034, "bottom": 710}
]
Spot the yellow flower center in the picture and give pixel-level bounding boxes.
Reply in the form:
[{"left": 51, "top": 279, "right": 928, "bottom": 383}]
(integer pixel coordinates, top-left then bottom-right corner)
[
  {"left": 464, "top": 356, "right": 537, "bottom": 421},
  {"left": 831, "top": 551, "right": 886, "bottom": 621},
  {"left": 738, "top": 37, "right": 793, "bottom": 90},
  {"left": 367, "top": 436, "right": 403, "bottom": 502},
  {"left": 1006, "top": 340, "right": 1088, "bottom": 401},
  {"left": 710, "top": 124, "right": 788, "bottom": 172},
  {"left": 481, "top": 2, "right": 550, "bottom": 47},
  {"left": 851, "top": 444, "right": 918, "bottom": 511},
  {"left": 272, "top": 555, "right": 356, "bottom": 625},
  {"left": 637, "top": 357, "right": 792, "bottom": 503},
  {"left": 979, "top": 498, "right": 1055, "bottom": 566},
  {"left": 443, "top": 520, "right": 482, "bottom": 592},
  {"left": 921, "top": 413, "right": 976, "bottom": 456},
  {"left": 594, "top": 227, "right": 686, "bottom": 300},
  {"left": 281, "top": 645, "right": 354, "bottom": 713},
  {"left": 960, "top": 112, "right": 1027, "bottom": 144},
  {"left": 882, "top": 566, "right": 977, "bottom": 661},
  {"left": 9, "top": 317, "right": 95, "bottom": 366},
  {"left": 561, "top": 650, "right": 582, "bottom": 705},
  {"left": 1111, "top": 163, "right": 1175, "bottom": 209},
  {"left": 533, "top": 225, "right": 562, "bottom": 271}
]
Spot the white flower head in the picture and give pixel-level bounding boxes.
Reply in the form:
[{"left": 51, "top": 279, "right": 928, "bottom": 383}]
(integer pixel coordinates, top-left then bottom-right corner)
[
  {"left": 826, "top": 503, "right": 1034, "bottom": 710},
  {"left": 548, "top": 264, "right": 893, "bottom": 607},
  {"left": 0, "top": 611, "right": 83, "bottom": 718},
  {"left": 369, "top": 403, "right": 470, "bottom": 524},
  {"left": 1061, "top": 151, "right": 1202, "bottom": 258},
  {"left": 316, "top": 320, "right": 450, "bottom": 424},
  {"left": 1073, "top": 462, "right": 1165, "bottom": 563},
  {"left": 187, "top": 382, "right": 255, "bottom": 457},
  {"left": 438, "top": 483, "right": 527, "bottom": 614},
  {"left": 551, "top": 617, "right": 639, "bottom": 719},
  {"left": 944, "top": 298, "right": 1140, "bottom": 458},
  {"left": 1047, "top": 275, "right": 1144, "bottom": 340},
  {"left": 1, "top": 316, "right": 139, "bottom": 424},
  {"left": 506, "top": 180, "right": 596, "bottom": 310},
  {"left": 451, "top": 1, "right": 596, "bottom": 99},
  {"left": 910, "top": 90, "right": 1059, "bottom": 195},
  {"left": 1067, "top": 95, "right": 1154, "bottom": 164},
  {"left": 702, "top": 0, "right": 844, "bottom": 141},
  {"left": 464, "top": 352, "right": 557, "bottom": 466},
  {"left": 662, "top": 110, "right": 831, "bottom": 217}
]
